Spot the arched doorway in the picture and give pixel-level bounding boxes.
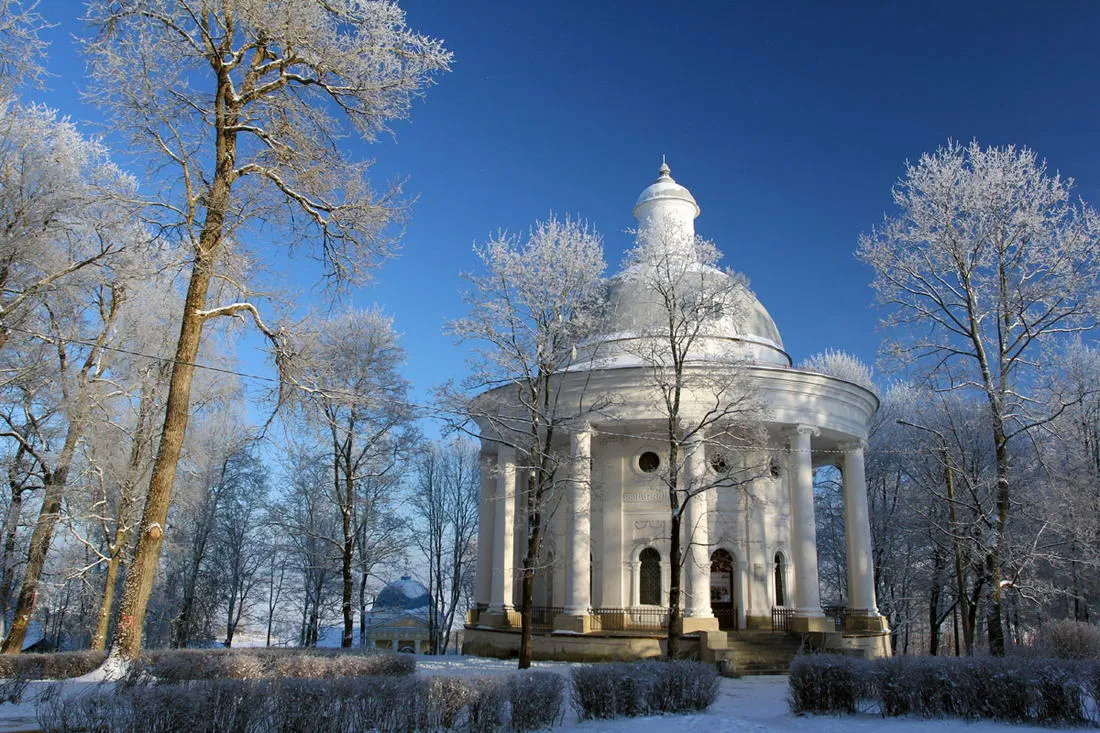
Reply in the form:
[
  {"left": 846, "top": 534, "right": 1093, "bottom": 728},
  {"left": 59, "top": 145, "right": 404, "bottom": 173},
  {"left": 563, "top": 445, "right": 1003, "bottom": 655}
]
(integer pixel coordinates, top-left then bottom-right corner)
[
  {"left": 710, "top": 549, "right": 737, "bottom": 630},
  {"left": 639, "top": 548, "right": 662, "bottom": 606},
  {"left": 774, "top": 551, "right": 788, "bottom": 607}
]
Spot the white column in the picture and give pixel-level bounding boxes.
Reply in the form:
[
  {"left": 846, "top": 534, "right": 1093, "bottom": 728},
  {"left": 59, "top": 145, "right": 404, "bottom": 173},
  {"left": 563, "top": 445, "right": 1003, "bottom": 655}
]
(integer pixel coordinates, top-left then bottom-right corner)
[
  {"left": 489, "top": 444, "right": 515, "bottom": 613},
  {"left": 564, "top": 425, "right": 592, "bottom": 616},
  {"left": 683, "top": 435, "right": 713, "bottom": 618},
  {"left": 841, "top": 440, "right": 881, "bottom": 616},
  {"left": 788, "top": 425, "right": 824, "bottom": 619},
  {"left": 474, "top": 450, "right": 496, "bottom": 609}
]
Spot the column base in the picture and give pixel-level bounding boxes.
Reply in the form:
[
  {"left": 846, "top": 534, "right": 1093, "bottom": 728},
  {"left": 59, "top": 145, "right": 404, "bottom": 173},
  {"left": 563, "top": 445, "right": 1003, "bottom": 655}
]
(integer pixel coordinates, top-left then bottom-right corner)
[
  {"left": 552, "top": 614, "right": 592, "bottom": 633},
  {"left": 682, "top": 616, "right": 720, "bottom": 633},
  {"left": 790, "top": 614, "right": 831, "bottom": 633},
  {"left": 844, "top": 612, "right": 889, "bottom": 632},
  {"left": 482, "top": 609, "right": 521, "bottom": 628}
]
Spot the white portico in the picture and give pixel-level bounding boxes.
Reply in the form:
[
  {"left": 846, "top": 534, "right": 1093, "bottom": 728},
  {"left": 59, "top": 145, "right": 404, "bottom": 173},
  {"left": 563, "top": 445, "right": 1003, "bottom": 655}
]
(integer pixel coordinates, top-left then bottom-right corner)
[{"left": 465, "top": 163, "right": 889, "bottom": 661}]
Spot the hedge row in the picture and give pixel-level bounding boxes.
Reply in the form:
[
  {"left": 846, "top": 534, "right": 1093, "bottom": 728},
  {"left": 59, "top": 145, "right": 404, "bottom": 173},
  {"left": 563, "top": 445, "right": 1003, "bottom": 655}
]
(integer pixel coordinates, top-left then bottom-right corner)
[
  {"left": 790, "top": 654, "right": 1100, "bottom": 726},
  {"left": 128, "top": 647, "right": 416, "bottom": 683},
  {"left": 0, "top": 647, "right": 415, "bottom": 686},
  {"left": 36, "top": 671, "right": 565, "bottom": 733},
  {"left": 0, "top": 650, "right": 107, "bottom": 681},
  {"left": 570, "top": 659, "right": 719, "bottom": 720}
]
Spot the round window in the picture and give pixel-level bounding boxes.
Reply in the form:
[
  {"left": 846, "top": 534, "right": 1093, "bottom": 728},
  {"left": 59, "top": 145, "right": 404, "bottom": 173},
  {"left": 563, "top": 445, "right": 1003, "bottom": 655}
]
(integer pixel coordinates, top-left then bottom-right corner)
[
  {"left": 710, "top": 453, "right": 729, "bottom": 473},
  {"left": 638, "top": 451, "right": 660, "bottom": 473}
]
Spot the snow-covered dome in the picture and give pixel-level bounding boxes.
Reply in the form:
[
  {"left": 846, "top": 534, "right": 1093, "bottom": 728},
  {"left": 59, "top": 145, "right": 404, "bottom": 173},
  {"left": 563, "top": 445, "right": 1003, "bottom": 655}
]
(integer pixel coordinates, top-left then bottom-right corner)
[
  {"left": 373, "top": 576, "right": 431, "bottom": 611},
  {"left": 633, "top": 160, "right": 701, "bottom": 227},
  {"left": 572, "top": 163, "right": 789, "bottom": 370}
]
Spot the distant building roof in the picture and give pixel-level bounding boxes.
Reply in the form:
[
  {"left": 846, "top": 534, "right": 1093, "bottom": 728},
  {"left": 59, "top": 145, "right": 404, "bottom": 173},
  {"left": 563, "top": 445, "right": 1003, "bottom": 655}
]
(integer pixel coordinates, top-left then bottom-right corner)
[{"left": 373, "top": 575, "right": 432, "bottom": 612}]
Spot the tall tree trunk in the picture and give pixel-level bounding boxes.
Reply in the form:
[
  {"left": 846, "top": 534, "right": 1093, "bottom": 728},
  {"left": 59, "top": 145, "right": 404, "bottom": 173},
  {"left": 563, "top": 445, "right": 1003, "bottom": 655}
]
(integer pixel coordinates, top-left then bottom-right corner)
[
  {"left": 518, "top": 530, "right": 538, "bottom": 669},
  {"left": 943, "top": 445, "right": 973, "bottom": 655},
  {"left": 91, "top": 379, "right": 156, "bottom": 651},
  {"left": 2, "top": 420, "right": 81, "bottom": 652},
  {"left": 928, "top": 541, "right": 944, "bottom": 655},
  {"left": 665, "top": 440, "right": 682, "bottom": 659},
  {"left": 0, "top": 477, "right": 28, "bottom": 635},
  {"left": 341, "top": 456, "right": 354, "bottom": 648},
  {"left": 110, "top": 65, "right": 239, "bottom": 658},
  {"left": 985, "top": 421, "right": 1010, "bottom": 656}
]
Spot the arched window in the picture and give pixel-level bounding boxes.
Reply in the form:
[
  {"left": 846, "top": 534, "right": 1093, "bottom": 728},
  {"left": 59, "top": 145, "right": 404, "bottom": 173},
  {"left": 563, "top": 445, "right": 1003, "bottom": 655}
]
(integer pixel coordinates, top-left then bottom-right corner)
[
  {"left": 639, "top": 548, "right": 661, "bottom": 606},
  {"left": 774, "top": 552, "right": 787, "bottom": 607}
]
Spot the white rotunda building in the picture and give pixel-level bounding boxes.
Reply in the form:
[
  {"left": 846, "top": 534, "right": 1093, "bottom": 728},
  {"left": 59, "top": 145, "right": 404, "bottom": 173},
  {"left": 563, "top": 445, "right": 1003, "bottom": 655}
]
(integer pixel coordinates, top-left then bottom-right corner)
[{"left": 464, "top": 164, "right": 890, "bottom": 663}]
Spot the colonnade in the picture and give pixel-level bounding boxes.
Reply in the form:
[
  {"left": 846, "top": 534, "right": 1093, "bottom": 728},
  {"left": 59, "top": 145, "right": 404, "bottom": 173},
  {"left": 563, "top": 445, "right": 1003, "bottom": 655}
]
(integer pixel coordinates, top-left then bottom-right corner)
[{"left": 474, "top": 423, "right": 884, "bottom": 633}]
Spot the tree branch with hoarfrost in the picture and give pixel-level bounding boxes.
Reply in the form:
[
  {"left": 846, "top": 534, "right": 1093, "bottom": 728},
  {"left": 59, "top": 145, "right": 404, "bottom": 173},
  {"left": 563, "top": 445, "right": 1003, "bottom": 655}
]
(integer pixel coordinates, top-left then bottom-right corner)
[
  {"left": 81, "top": 0, "right": 450, "bottom": 661},
  {"left": 618, "top": 216, "right": 768, "bottom": 658},
  {"left": 442, "top": 215, "right": 608, "bottom": 669},
  {"left": 857, "top": 140, "right": 1100, "bottom": 655}
]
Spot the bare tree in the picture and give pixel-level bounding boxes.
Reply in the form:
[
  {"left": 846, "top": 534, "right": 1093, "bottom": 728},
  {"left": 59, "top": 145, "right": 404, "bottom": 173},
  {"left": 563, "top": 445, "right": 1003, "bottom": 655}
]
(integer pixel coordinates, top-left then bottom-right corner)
[
  {"left": 409, "top": 439, "right": 479, "bottom": 653},
  {"left": 212, "top": 446, "right": 268, "bottom": 647},
  {"left": 858, "top": 140, "right": 1100, "bottom": 654},
  {"left": 82, "top": 0, "right": 450, "bottom": 660},
  {"left": 617, "top": 214, "right": 768, "bottom": 658},
  {"left": 1, "top": 276, "right": 130, "bottom": 653},
  {"left": 0, "top": 101, "right": 137, "bottom": 355},
  {"left": 285, "top": 308, "right": 413, "bottom": 648},
  {"left": 445, "top": 215, "right": 607, "bottom": 669},
  {"left": 0, "top": 0, "right": 47, "bottom": 96}
]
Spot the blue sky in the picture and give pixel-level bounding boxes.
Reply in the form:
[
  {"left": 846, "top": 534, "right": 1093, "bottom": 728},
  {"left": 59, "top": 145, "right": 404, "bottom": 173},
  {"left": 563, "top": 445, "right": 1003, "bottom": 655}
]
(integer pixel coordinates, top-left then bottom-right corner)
[{"left": 34, "top": 1, "right": 1100, "bottom": 419}]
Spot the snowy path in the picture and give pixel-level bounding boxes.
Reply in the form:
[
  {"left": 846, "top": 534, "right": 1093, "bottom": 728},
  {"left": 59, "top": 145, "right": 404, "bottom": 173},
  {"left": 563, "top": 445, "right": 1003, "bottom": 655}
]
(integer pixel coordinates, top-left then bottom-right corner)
[{"left": 0, "top": 655, "right": 1080, "bottom": 732}]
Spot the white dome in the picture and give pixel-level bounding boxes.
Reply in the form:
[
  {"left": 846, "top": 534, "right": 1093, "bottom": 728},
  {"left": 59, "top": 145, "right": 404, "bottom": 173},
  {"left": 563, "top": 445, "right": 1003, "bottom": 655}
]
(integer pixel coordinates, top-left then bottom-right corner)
[
  {"left": 570, "top": 162, "right": 789, "bottom": 371},
  {"left": 632, "top": 161, "right": 701, "bottom": 219},
  {"left": 574, "top": 265, "right": 788, "bottom": 370}
]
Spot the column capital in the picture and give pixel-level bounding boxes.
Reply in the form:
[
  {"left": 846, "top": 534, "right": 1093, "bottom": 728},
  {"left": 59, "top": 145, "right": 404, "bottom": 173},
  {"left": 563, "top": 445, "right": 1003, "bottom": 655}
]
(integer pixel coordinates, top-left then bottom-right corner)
[
  {"left": 838, "top": 439, "right": 867, "bottom": 453},
  {"left": 571, "top": 420, "right": 594, "bottom": 434},
  {"left": 788, "top": 424, "right": 820, "bottom": 438}
]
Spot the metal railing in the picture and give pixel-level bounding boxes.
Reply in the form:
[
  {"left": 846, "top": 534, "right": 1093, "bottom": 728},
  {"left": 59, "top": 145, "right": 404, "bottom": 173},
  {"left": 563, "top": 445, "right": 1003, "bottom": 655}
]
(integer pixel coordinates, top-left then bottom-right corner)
[
  {"left": 517, "top": 605, "right": 563, "bottom": 629},
  {"left": 590, "top": 607, "right": 668, "bottom": 632},
  {"left": 822, "top": 605, "right": 849, "bottom": 631},
  {"left": 772, "top": 606, "right": 794, "bottom": 632},
  {"left": 714, "top": 607, "right": 740, "bottom": 631}
]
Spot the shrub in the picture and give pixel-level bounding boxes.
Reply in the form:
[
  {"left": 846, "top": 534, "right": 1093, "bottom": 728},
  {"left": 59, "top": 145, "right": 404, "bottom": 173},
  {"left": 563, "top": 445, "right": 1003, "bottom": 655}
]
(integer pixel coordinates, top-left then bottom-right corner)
[
  {"left": 788, "top": 654, "right": 865, "bottom": 715},
  {"left": 1035, "top": 619, "right": 1100, "bottom": 661},
  {"left": 466, "top": 677, "right": 507, "bottom": 733},
  {"left": 34, "top": 672, "right": 539, "bottom": 733},
  {"left": 1033, "top": 661, "right": 1087, "bottom": 725},
  {"left": 508, "top": 670, "right": 564, "bottom": 731},
  {"left": 129, "top": 647, "right": 414, "bottom": 683},
  {"left": 647, "top": 659, "right": 718, "bottom": 713},
  {"left": 0, "top": 650, "right": 107, "bottom": 680},
  {"left": 794, "top": 653, "right": 1099, "bottom": 726},
  {"left": 571, "top": 659, "right": 719, "bottom": 721}
]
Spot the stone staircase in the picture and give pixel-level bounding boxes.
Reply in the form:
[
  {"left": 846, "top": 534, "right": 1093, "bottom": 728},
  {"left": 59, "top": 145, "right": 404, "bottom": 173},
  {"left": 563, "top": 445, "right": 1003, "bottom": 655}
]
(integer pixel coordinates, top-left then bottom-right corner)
[{"left": 724, "top": 630, "right": 807, "bottom": 675}]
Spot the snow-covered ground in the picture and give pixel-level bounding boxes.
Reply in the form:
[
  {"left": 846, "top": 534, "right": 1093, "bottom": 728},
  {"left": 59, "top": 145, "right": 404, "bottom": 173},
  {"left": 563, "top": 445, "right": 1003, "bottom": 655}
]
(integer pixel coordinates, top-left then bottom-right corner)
[{"left": 0, "top": 654, "right": 1083, "bottom": 732}]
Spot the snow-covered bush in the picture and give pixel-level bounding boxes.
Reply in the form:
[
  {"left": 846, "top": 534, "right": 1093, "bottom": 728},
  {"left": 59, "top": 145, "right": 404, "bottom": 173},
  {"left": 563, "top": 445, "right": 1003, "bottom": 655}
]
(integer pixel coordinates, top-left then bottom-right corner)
[
  {"left": 0, "top": 650, "right": 106, "bottom": 680},
  {"left": 793, "top": 654, "right": 1098, "bottom": 726},
  {"left": 508, "top": 670, "right": 564, "bottom": 731},
  {"left": 36, "top": 668, "right": 566, "bottom": 732},
  {"left": 1035, "top": 619, "right": 1100, "bottom": 660},
  {"left": 797, "top": 349, "right": 875, "bottom": 390},
  {"left": 788, "top": 654, "right": 868, "bottom": 714},
  {"left": 465, "top": 677, "right": 507, "bottom": 733},
  {"left": 129, "top": 647, "right": 415, "bottom": 683},
  {"left": 648, "top": 659, "right": 719, "bottom": 713},
  {"left": 428, "top": 675, "right": 479, "bottom": 730},
  {"left": 571, "top": 660, "right": 719, "bottom": 720},
  {"left": 1033, "top": 661, "right": 1088, "bottom": 725}
]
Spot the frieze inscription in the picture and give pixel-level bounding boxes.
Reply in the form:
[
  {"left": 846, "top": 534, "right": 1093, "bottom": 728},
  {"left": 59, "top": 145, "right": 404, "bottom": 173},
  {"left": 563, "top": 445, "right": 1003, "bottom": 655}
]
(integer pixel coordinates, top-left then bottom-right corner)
[{"left": 623, "top": 490, "right": 665, "bottom": 504}]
